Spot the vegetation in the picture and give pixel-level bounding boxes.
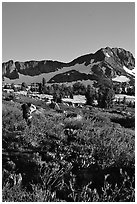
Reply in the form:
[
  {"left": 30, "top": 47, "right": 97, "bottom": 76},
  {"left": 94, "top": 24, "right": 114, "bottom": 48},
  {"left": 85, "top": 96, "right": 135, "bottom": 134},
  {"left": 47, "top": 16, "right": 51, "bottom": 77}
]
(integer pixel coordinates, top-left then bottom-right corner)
[
  {"left": 85, "top": 85, "right": 96, "bottom": 105},
  {"left": 2, "top": 94, "right": 135, "bottom": 202},
  {"left": 97, "top": 86, "right": 115, "bottom": 108},
  {"left": 21, "top": 82, "right": 28, "bottom": 91},
  {"left": 113, "top": 82, "right": 135, "bottom": 96}
]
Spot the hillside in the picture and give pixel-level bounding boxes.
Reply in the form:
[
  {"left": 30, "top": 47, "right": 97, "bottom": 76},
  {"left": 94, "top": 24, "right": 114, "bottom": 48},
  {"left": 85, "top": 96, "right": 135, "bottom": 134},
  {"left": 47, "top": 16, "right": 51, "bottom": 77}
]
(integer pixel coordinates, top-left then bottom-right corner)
[
  {"left": 2, "top": 47, "right": 135, "bottom": 85},
  {"left": 2, "top": 95, "right": 135, "bottom": 201}
]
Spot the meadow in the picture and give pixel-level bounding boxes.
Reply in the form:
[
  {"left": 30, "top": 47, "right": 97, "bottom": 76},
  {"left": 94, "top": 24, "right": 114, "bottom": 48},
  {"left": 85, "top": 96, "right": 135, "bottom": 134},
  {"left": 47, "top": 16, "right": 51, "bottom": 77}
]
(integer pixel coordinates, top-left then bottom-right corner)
[{"left": 2, "top": 94, "right": 135, "bottom": 202}]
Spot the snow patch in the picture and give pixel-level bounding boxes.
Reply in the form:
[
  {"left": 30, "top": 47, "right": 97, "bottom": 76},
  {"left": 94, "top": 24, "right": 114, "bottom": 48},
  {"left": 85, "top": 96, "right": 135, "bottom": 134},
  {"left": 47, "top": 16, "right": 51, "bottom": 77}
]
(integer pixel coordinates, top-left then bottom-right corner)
[
  {"left": 123, "top": 66, "right": 135, "bottom": 77},
  {"left": 62, "top": 95, "right": 86, "bottom": 104},
  {"left": 115, "top": 94, "right": 135, "bottom": 102},
  {"left": 112, "top": 75, "right": 130, "bottom": 83},
  {"left": 105, "top": 53, "right": 110, "bottom": 58},
  {"left": 131, "top": 68, "right": 135, "bottom": 74}
]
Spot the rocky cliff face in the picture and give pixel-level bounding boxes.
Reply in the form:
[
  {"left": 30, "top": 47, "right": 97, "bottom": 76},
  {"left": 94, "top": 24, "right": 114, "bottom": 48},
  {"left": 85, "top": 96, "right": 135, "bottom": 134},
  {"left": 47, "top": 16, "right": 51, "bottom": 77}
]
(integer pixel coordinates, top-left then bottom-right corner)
[{"left": 2, "top": 47, "right": 135, "bottom": 85}]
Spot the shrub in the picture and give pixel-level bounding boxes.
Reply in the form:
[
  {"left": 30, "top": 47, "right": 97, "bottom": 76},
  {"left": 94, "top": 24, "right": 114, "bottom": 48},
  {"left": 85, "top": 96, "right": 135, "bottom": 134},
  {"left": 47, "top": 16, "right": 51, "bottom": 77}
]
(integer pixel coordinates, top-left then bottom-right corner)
[{"left": 2, "top": 99, "right": 135, "bottom": 201}]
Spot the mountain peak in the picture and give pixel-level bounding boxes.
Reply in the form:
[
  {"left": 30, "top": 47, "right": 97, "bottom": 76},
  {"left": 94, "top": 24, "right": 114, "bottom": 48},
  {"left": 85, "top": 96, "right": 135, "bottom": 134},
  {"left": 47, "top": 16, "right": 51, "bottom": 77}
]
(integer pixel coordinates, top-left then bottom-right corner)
[{"left": 2, "top": 47, "right": 135, "bottom": 85}]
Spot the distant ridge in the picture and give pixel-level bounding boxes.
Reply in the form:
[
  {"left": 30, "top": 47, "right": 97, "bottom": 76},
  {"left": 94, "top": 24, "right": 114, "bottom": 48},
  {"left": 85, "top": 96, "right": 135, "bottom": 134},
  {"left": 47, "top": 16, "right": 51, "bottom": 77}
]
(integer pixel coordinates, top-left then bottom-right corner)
[{"left": 2, "top": 47, "right": 135, "bottom": 86}]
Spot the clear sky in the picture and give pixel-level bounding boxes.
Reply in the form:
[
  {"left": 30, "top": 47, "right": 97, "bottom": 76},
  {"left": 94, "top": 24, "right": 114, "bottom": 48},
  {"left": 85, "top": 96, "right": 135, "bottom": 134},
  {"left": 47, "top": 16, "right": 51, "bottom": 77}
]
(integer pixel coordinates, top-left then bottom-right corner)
[{"left": 2, "top": 2, "right": 135, "bottom": 62}]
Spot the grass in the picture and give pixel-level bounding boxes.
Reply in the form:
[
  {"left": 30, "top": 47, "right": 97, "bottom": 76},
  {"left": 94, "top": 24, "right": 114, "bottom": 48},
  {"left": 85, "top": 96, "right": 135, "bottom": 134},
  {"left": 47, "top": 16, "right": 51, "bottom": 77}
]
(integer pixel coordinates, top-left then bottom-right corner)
[{"left": 2, "top": 96, "right": 135, "bottom": 202}]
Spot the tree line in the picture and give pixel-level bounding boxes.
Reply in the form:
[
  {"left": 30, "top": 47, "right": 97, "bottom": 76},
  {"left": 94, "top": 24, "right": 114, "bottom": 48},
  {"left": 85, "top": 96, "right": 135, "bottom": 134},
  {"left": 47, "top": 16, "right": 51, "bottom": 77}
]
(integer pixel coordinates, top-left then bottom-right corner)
[
  {"left": 37, "top": 78, "right": 115, "bottom": 108},
  {"left": 6, "top": 78, "right": 135, "bottom": 109}
]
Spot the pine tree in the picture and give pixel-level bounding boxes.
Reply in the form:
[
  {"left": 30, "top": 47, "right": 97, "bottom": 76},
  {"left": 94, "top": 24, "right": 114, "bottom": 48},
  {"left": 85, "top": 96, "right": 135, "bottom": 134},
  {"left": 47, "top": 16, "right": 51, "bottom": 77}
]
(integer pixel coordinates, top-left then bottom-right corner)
[
  {"left": 42, "top": 77, "right": 46, "bottom": 87},
  {"left": 39, "top": 83, "right": 43, "bottom": 94},
  {"left": 85, "top": 85, "right": 95, "bottom": 105},
  {"left": 97, "top": 86, "right": 115, "bottom": 108}
]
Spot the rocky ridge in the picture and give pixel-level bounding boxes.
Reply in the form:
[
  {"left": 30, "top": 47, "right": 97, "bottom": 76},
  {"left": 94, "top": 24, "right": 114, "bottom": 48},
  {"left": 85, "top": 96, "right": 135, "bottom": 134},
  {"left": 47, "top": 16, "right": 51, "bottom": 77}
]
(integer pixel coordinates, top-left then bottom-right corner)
[{"left": 2, "top": 47, "right": 135, "bottom": 85}]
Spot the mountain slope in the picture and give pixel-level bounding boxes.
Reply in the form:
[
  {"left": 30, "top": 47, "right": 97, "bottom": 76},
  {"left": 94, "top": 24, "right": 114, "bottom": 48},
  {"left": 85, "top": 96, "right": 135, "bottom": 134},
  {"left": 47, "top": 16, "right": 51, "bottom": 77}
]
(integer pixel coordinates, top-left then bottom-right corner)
[{"left": 2, "top": 47, "right": 135, "bottom": 85}]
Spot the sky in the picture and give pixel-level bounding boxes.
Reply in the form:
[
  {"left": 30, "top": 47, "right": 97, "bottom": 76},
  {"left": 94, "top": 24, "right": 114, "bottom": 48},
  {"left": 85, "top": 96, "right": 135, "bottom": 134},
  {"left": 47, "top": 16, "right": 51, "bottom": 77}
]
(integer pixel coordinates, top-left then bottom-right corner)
[{"left": 2, "top": 2, "right": 135, "bottom": 62}]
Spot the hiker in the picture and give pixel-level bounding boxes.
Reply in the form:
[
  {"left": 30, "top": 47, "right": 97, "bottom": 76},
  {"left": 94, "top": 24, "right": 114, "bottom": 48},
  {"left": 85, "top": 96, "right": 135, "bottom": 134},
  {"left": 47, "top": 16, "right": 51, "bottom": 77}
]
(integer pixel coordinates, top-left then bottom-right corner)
[
  {"left": 21, "top": 103, "right": 36, "bottom": 126},
  {"left": 49, "top": 99, "right": 60, "bottom": 111}
]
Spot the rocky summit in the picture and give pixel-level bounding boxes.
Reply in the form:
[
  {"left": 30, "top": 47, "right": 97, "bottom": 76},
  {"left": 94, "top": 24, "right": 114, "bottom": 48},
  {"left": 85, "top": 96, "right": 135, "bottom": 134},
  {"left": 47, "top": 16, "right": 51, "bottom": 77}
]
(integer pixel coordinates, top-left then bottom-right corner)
[{"left": 2, "top": 47, "right": 135, "bottom": 85}]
